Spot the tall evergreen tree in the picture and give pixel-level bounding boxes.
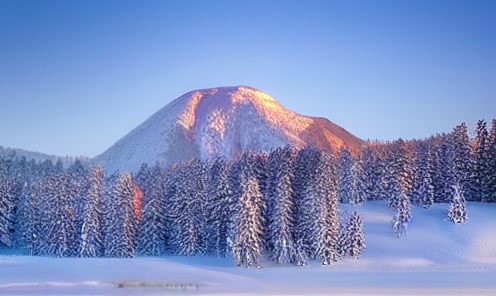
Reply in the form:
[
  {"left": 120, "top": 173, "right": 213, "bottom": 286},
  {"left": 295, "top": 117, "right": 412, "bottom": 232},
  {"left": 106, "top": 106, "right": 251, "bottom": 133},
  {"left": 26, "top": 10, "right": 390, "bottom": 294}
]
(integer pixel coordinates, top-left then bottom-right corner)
[
  {"left": 337, "top": 147, "right": 354, "bottom": 204},
  {"left": 103, "top": 173, "right": 137, "bottom": 258},
  {"left": 470, "top": 120, "right": 489, "bottom": 202},
  {"left": 43, "top": 172, "right": 78, "bottom": 257},
  {"left": 267, "top": 146, "right": 296, "bottom": 264},
  {"left": 293, "top": 147, "right": 340, "bottom": 265},
  {"left": 412, "top": 141, "right": 435, "bottom": 208},
  {"left": 486, "top": 119, "right": 496, "bottom": 203},
  {"left": 230, "top": 152, "right": 265, "bottom": 268},
  {"left": 168, "top": 159, "right": 208, "bottom": 256},
  {"left": 205, "top": 157, "right": 233, "bottom": 257},
  {"left": 78, "top": 166, "right": 104, "bottom": 257},
  {"left": 0, "top": 170, "right": 13, "bottom": 247}
]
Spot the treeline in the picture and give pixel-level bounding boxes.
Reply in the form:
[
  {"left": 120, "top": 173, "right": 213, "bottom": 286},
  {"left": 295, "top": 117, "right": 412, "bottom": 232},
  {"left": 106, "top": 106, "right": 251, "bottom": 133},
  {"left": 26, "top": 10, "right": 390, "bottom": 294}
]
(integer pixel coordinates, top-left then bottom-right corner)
[
  {"left": 0, "top": 147, "right": 365, "bottom": 267},
  {"left": 1, "top": 118, "right": 495, "bottom": 265}
]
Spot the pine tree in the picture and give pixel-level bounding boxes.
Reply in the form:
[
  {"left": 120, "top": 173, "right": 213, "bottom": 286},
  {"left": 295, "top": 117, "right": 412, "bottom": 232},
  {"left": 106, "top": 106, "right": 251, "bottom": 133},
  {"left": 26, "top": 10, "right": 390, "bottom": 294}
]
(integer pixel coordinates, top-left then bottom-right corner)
[
  {"left": 230, "top": 152, "right": 265, "bottom": 268},
  {"left": 136, "top": 163, "right": 169, "bottom": 256},
  {"left": 168, "top": 159, "right": 207, "bottom": 256},
  {"left": 293, "top": 147, "right": 340, "bottom": 265},
  {"left": 391, "top": 190, "right": 412, "bottom": 238},
  {"left": 205, "top": 157, "right": 233, "bottom": 257},
  {"left": 267, "top": 146, "right": 296, "bottom": 264},
  {"left": 486, "top": 119, "right": 496, "bottom": 203},
  {"left": 43, "top": 172, "right": 78, "bottom": 257},
  {"left": 470, "top": 120, "right": 488, "bottom": 202},
  {"left": 386, "top": 139, "right": 413, "bottom": 210},
  {"left": 78, "top": 166, "right": 104, "bottom": 257},
  {"left": 337, "top": 147, "right": 354, "bottom": 204},
  {"left": 412, "top": 141, "right": 435, "bottom": 208},
  {"left": 351, "top": 153, "right": 367, "bottom": 205},
  {"left": 338, "top": 211, "right": 366, "bottom": 259},
  {"left": 0, "top": 170, "right": 13, "bottom": 247},
  {"left": 103, "top": 173, "right": 137, "bottom": 258},
  {"left": 447, "top": 184, "right": 468, "bottom": 223}
]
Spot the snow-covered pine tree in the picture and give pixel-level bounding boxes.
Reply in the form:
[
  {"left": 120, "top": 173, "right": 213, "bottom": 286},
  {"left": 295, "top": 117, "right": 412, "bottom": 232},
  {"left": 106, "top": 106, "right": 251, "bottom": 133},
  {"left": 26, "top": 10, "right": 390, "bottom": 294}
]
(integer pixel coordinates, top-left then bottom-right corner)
[
  {"left": 0, "top": 169, "right": 13, "bottom": 247},
  {"left": 267, "top": 146, "right": 296, "bottom": 264},
  {"left": 360, "top": 143, "right": 384, "bottom": 201},
  {"left": 318, "top": 152, "right": 341, "bottom": 265},
  {"left": 447, "top": 183, "right": 468, "bottom": 223},
  {"left": 338, "top": 211, "right": 366, "bottom": 259},
  {"left": 43, "top": 172, "right": 78, "bottom": 257},
  {"left": 230, "top": 151, "right": 265, "bottom": 268},
  {"left": 431, "top": 134, "right": 453, "bottom": 203},
  {"left": 103, "top": 173, "right": 137, "bottom": 258},
  {"left": 337, "top": 147, "right": 354, "bottom": 204},
  {"left": 78, "top": 166, "right": 104, "bottom": 257},
  {"left": 469, "top": 120, "right": 488, "bottom": 202},
  {"left": 351, "top": 153, "right": 367, "bottom": 205},
  {"left": 68, "top": 158, "right": 89, "bottom": 256},
  {"left": 391, "top": 189, "right": 412, "bottom": 238},
  {"left": 204, "top": 157, "right": 233, "bottom": 257},
  {"left": 136, "top": 163, "right": 169, "bottom": 256},
  {"left": 486, "top": 119, "right": 496, "bottom": 203},
  {"left": 412, "top": 141, "right": 435, "bottom": 208},
  {"left": 21, "top": 183, "right": 42, "bottom": 255},
  {"left": 386, "top": 139, "right": 413, "bottom": 210},
  {"left": 292, "top": 146, "right": 318, "bottom": 266},
  {"left": 451, "top": 123, "right": 472, "bottom": 197},
  {"left": 293, "top": 147, "right": 340, "bottom": 265},
  {"left": 168, "top": 159, "right": 208, "bottom": 256}
]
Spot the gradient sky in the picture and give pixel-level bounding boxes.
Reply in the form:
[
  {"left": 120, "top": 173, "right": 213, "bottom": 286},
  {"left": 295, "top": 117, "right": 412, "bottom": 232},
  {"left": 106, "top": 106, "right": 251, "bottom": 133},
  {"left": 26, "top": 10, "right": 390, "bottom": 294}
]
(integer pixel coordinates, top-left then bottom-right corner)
[{"left": 1, "top": 0, "right": 495, "bottom": 158}]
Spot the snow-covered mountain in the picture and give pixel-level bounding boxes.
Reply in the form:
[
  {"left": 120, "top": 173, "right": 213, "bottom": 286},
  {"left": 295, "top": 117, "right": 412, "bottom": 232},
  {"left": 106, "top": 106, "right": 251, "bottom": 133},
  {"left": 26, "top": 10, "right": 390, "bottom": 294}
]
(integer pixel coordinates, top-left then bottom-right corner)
[{"left": 93, "top": 86, "right": 363, "bottom": 172}]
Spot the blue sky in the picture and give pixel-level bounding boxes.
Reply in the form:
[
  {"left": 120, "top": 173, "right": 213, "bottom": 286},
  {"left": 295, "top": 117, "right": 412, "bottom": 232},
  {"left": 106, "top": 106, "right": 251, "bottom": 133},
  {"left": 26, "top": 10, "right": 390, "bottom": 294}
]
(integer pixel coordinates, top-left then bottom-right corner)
[{"left": 1, "top": 0, "right": 495, "bottom": 158}]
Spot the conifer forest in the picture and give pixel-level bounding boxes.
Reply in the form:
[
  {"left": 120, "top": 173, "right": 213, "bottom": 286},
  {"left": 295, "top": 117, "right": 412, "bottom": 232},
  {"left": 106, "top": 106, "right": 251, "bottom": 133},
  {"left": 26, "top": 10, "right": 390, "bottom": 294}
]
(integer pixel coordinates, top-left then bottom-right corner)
[{"left": 1, "top": 119, "right": 495, "bottom": 268}]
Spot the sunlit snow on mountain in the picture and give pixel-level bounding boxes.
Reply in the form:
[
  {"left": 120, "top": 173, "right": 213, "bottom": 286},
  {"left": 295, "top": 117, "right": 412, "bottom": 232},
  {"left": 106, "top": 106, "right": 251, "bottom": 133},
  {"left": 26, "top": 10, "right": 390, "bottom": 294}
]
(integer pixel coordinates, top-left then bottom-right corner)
[{"left": 93, "top": 86, "right": 363, "bottom": 172}]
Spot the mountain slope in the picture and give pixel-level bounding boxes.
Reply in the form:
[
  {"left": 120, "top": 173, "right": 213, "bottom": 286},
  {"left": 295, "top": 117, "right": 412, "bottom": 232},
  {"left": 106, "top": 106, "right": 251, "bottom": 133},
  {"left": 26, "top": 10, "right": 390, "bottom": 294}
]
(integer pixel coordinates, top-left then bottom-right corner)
[{"left": 93, "top": 86, "right": 363, "bottom": 172}]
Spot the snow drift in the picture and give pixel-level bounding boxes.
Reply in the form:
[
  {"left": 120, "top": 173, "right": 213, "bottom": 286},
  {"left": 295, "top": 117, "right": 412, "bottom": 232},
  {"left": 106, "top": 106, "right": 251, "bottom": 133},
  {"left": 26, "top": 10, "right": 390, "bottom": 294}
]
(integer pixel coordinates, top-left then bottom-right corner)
[{"left": 92, "top": 86, "right": 363, "bottom": 172}]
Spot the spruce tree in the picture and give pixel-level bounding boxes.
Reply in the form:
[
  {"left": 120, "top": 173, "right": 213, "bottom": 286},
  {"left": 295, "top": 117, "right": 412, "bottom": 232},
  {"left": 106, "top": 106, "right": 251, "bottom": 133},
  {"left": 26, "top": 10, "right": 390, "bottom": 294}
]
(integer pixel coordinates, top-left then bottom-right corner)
[
  {"left": 391, "top": 190, "right": 412, "bottom": 238},
  {"left": 338, "top": 211, "right": 366, "bottom": 259},
  {"left": 447, "top": 184, "right": 469, "bottom": 223},
  {"left": 230, "top": 152, "right": 265, "bottom": 268},
  {"left": 78, "top": 166, "right": 104, "bottom": 257},
  {"left": 43, "top": 172, "right": 78, "bottom": 257},
  {"left": 205, "top": 157, "right": 233, "bottom": 257},
  {"left": 0, "top": 170, "right": 13, "bottom": 247},
  {"left": 470, "top": 120, "right": 488, "bottom": 202},
  {"left": 412, "top": 141, "right": 435, "bottom": 208},
  {"left": 337, "top": 147, "right": 354, "bottom": 204},
  {"left": 486, "top": 119, "right": 496, "bottom": 203},
  {"left": 293, "top": 147, "right": 340, "bottom": 265},
  {"left": 103, "top": 173, "right": 137, "bottom": 258},
  {"left": 267, "top": 146, "right": 296, "bottom": 264}
]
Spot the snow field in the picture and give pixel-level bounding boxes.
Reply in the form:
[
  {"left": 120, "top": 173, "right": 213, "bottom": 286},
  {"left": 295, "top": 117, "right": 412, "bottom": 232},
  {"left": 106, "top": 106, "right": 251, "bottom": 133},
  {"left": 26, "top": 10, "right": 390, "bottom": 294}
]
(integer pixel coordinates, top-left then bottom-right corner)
[{"left": 1, "top": 201, "right": 495, "bottom": 295}]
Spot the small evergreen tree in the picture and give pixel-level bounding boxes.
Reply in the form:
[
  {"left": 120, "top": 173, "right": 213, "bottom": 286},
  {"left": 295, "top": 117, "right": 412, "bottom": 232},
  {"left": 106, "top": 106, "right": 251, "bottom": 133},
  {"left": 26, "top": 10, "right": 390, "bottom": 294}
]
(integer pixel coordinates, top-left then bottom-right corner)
[
  {"left": 338, "top": 211, "right": 366, "bottom": 259},
  {"left": 391, "top": 190, "right": 412, "bottom": 238},
  {"left": 447, "top": 184, "right": 468, "bottom": 223}
]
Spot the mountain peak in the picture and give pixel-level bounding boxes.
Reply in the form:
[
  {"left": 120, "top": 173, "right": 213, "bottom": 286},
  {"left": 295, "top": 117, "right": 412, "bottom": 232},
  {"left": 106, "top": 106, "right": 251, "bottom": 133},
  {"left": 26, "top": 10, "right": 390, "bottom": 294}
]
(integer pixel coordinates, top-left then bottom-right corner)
[{"left": 93, "top": 86, "right": 363, "bottom": 172}]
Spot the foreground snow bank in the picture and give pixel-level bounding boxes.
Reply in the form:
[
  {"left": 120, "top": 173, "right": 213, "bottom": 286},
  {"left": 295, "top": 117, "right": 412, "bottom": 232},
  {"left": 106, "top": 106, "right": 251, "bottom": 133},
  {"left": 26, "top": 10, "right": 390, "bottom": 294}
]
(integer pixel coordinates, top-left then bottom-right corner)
[{"left": 1, "top": 201, "right": 495, "bottom": 295}]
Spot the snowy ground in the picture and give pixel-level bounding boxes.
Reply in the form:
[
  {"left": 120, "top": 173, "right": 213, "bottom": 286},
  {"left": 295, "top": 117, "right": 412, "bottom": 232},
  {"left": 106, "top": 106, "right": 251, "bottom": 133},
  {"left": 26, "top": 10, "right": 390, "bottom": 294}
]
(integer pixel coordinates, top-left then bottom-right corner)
[{"left": 1, "top": 201, "right": 495, "bottom": 295}]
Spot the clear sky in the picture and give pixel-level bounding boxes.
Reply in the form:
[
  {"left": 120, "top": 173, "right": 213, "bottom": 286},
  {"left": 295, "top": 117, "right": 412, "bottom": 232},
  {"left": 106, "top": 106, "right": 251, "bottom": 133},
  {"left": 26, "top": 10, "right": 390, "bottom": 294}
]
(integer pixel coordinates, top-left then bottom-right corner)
[{"left": 1, "top": 0, "right": 495, "bottom": 158}]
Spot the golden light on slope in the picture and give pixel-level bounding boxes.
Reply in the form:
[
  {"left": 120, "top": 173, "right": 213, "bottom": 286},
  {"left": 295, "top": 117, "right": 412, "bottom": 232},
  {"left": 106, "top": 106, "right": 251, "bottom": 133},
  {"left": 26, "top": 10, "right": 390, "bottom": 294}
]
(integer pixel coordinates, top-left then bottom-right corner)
[{"left": 178, "top": 91, "right": 204, "bottom": 131}]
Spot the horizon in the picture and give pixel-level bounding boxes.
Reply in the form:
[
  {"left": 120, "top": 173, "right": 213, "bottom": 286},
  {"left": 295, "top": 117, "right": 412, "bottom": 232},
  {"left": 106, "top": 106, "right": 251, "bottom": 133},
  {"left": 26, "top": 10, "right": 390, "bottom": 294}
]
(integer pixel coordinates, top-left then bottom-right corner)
[{"left": 1, "top": 0, "right": 495, "bottom": 158}]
